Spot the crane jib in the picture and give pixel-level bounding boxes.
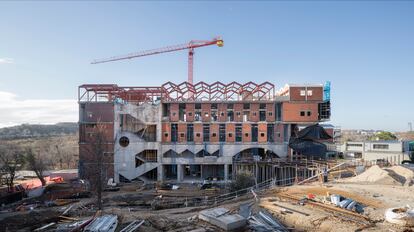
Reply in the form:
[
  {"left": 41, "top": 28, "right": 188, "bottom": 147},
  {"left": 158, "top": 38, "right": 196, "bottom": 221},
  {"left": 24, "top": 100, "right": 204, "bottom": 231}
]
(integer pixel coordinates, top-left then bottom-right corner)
[{"left": 91, "top": 36, "right": 223, "bottom": 84}]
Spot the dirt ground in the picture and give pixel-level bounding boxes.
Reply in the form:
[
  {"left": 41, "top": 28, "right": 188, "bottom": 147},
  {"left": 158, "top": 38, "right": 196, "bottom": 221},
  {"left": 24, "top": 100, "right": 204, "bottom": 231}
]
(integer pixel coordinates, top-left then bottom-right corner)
[
  {"left": 101, "top": 198, "right": 254, "bottom": 232},
  {"left": 99, "top": 181, "right": 414, "bottom": 232},
  {"left": 259, "top": 182, "right": 414, "bottom": 232},
  {"left": 0, "top": 182, "right": 243, "bottom": 232},
  {"left": 2, "top": 177, "right": 414, "bottom": 231}
]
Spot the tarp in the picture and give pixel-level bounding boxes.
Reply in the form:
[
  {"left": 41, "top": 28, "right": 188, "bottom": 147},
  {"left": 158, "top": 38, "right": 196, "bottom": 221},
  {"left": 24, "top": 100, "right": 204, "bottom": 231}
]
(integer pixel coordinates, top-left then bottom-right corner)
[
  {"left": 295, "top": 124, "right": 332, "bottom": 140},
  {"left": 288, "top": 138, "right": 327, "bottom": 157},
  {"left": 288, "top": 124, "right": 332, "bottom": 158}
]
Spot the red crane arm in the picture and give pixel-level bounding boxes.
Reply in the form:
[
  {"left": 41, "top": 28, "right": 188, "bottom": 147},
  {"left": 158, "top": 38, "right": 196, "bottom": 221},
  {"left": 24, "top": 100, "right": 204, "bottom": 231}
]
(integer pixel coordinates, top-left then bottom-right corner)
[{"left": 91, "top": 37, "right": 223, "bottom": 64}]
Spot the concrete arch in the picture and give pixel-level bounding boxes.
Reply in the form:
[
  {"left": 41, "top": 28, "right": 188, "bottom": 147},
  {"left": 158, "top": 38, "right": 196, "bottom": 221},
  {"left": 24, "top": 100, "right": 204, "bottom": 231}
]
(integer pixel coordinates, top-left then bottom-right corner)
[
  {"left": 218, "top": 143, "right": 286, "bottom": 159},
  {"left": 233, "top": 147, "right": 280, "bottom": 162}
]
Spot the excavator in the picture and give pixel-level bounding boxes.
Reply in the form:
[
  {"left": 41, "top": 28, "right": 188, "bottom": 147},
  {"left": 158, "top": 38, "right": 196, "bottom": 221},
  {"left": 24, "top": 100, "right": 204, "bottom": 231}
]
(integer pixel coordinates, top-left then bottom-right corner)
[
  {"left": 402, "top": 151, "right": 414, "bottom": 164},
  {"left": 401, "top": 141, "right": 414, "bottom": 164}
]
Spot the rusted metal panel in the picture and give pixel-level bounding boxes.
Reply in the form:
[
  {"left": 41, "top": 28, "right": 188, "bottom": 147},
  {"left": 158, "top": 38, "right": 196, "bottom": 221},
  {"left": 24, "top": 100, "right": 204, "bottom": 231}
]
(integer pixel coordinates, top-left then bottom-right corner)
[
  {"left": 79, "top": 123, "right": 114, "bottom": 143},
  {"left": 81, "top": 103, "right": 114, "bottom": 123}
]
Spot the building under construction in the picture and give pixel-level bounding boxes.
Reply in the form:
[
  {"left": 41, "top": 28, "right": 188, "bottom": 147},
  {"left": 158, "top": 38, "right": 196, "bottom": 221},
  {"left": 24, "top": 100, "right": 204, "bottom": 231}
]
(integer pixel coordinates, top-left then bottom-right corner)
[{"left": 78, "top": 81, "right": 332, "bottom": 183}]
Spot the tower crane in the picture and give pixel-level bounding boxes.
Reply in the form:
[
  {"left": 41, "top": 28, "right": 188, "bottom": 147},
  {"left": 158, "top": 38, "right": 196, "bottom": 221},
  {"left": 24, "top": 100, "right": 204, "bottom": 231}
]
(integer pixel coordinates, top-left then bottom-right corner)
[{"left": 91, "top": 36, "right": 223, "bottom": 84}]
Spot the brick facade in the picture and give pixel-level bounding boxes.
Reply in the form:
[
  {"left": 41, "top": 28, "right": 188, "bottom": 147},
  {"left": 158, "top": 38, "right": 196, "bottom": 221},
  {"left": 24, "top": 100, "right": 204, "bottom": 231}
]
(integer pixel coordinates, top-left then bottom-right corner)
[{"left": 282, "top": 102, "right": 319, "bottom": 122}]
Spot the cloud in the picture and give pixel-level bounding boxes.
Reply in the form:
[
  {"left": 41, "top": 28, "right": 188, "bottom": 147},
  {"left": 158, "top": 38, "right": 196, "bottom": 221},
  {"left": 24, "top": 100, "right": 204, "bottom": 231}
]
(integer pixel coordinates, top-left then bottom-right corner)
[
  {"left": 0, "top": 58, "right": 14, "bottom": 64},
  {"left": 0, "top": 91, "right": 77, "bottom": 128}
]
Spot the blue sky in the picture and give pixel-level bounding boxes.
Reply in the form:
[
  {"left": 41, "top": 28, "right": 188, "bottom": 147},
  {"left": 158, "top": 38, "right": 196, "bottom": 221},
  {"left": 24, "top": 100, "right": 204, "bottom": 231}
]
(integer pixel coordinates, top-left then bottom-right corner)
[{"left": 0, "top": 1, "right": 413, "bottom": 131}]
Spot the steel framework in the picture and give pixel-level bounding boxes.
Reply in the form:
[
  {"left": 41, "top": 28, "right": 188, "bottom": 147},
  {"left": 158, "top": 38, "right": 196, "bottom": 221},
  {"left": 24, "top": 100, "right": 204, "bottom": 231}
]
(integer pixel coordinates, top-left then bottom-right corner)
[
  {"left": 161, "top": 81, "right": 275, "bottom": 102},
  {"left": 78, "top": 81, "right": 275, "bottom": 103},
  {"left": 78, "top": 84, "right": 163, "bottom": 103}
]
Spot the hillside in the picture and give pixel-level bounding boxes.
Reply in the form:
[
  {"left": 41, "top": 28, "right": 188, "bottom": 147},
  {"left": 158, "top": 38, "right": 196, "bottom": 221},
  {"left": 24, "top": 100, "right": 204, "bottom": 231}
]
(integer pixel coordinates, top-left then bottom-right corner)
[{"left": 0, "top": 122, "right": 78, "bottom": 140}]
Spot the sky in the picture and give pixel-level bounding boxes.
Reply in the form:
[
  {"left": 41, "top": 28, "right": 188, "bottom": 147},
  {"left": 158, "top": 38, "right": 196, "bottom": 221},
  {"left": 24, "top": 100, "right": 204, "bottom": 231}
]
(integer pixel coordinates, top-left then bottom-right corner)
[{"left": 0, "top": 1, "right": 413, "bottom": 131}]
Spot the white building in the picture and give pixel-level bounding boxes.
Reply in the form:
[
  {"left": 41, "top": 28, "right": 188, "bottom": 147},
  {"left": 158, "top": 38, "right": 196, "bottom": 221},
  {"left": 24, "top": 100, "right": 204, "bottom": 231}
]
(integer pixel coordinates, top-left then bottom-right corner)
[{"left": 340, "top": 140, "right": 413, "bottom": 164}]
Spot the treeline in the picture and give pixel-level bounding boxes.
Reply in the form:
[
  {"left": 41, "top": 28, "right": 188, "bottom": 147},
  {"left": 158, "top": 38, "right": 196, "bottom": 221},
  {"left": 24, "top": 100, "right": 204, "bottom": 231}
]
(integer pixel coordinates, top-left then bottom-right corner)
[
  {"left": 0, "top": 134, "right": 79, "bottom": 190},
  {"left": 0, "top": 123, "right": 79, "bottom": 190},
  {"left": 0, "top": 123, "right": 78, "bottom": 140}
]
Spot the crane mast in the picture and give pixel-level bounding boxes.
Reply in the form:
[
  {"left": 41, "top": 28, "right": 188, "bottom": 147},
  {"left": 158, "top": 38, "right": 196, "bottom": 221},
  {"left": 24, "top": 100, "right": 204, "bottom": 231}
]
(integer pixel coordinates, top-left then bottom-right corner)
[{"left": 92, "top": 37, "right": 223, "bottom": 84}]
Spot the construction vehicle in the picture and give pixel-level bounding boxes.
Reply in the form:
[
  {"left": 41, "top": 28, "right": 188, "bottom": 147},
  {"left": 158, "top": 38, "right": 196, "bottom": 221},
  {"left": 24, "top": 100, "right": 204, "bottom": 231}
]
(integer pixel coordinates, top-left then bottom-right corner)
[
  {"left": 402, "top": 141, "right": 414, "bottom": 164},
  {"left": 402, "top": 151, "right": 414, "bottom": 164}
]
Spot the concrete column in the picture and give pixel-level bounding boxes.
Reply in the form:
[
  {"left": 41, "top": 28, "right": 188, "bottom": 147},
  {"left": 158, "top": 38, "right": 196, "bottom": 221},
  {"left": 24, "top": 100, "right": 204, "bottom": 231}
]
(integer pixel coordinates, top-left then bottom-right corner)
[
  {"left": 224, "top": 164, "right": 229, "bottom": 181},
  {"left": 157, "top": 165, "right": 164, "bottom": 181},
  {"left": 114, "top": 171, "right": 119, "bottom": 183},
  {"left": 177, "top": 164, "right": 183, "bottom": 182}
]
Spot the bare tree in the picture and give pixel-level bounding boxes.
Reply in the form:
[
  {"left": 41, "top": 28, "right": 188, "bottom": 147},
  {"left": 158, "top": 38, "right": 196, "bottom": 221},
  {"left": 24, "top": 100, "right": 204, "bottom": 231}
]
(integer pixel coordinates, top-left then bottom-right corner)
[
  {"left": 83, "top": 122, "right": 112, "bottom": 210},
  {"left": 25, "top": 148, "right": 48, "bottom": 186},
  {"left": 0, "top": 144, "right": 25, "bottom": 191},
  {"left": 55, "top": 144, "right": 64, "bottom": 169},
  {"left": 55, "top": 137, "right": 77, "bottom": 169}
]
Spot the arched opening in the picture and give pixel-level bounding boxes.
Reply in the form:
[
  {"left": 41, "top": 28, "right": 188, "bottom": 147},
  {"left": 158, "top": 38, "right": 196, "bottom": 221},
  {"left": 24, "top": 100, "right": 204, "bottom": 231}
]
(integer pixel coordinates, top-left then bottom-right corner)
[
  {"left": 233, "top": 147, "right": 280, "bottom": 183},
  {"left": 233, "top": 147, "right": 279, "bottom": 162}
]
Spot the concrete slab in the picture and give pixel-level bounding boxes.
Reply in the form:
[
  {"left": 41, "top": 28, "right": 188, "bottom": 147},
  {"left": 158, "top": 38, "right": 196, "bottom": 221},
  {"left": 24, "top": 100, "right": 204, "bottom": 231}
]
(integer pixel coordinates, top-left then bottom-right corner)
[
  {"left": 239, "top": 202, "right": 253, "bottom": 218},
  {"left": 199, "top": 208, "right": 246, "bottom": 231}
]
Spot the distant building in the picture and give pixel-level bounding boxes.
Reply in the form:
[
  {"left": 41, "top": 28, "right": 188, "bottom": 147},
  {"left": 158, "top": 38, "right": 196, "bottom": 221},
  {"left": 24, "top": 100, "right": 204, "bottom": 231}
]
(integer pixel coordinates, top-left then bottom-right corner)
[{"left": 340, "top": 140, "right": 413, "bottom": 163}]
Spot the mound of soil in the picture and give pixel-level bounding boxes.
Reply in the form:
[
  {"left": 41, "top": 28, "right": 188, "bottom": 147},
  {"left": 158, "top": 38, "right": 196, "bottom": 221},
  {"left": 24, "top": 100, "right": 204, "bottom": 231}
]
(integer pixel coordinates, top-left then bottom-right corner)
[{"left": 346, "top": 165, "right": 402, "bottom": 185}]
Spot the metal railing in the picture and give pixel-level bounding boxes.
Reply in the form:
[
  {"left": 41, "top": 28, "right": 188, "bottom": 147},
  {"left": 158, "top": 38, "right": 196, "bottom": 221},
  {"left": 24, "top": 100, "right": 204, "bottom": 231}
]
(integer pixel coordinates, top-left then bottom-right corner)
[{"left": 151, "top": 177, "right": 297, "bottom": 210}]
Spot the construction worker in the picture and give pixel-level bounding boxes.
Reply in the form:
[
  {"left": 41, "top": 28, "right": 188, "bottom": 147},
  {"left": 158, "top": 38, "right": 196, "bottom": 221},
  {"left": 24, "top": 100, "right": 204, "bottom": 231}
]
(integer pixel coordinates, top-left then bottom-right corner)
[{"left": 323, "top": 167, "right": 328, "bottom": 183}]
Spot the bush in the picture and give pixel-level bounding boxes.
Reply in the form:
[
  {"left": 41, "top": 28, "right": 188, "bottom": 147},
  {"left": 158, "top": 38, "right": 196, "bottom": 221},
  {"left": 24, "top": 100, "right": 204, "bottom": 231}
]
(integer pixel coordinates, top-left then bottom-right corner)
[
  {"left": 230, "top": 172, "right": 255, "bottom": 192},
  {"left": 370, "top": 131, "right": 397, "bottom": 141}
]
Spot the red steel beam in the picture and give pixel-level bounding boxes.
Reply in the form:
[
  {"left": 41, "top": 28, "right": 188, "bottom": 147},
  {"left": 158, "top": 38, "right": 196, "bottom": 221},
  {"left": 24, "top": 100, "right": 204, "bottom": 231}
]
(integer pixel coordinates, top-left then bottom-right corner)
[{"left": 79, "top": 81, "right": 275, "bottom": 103}]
